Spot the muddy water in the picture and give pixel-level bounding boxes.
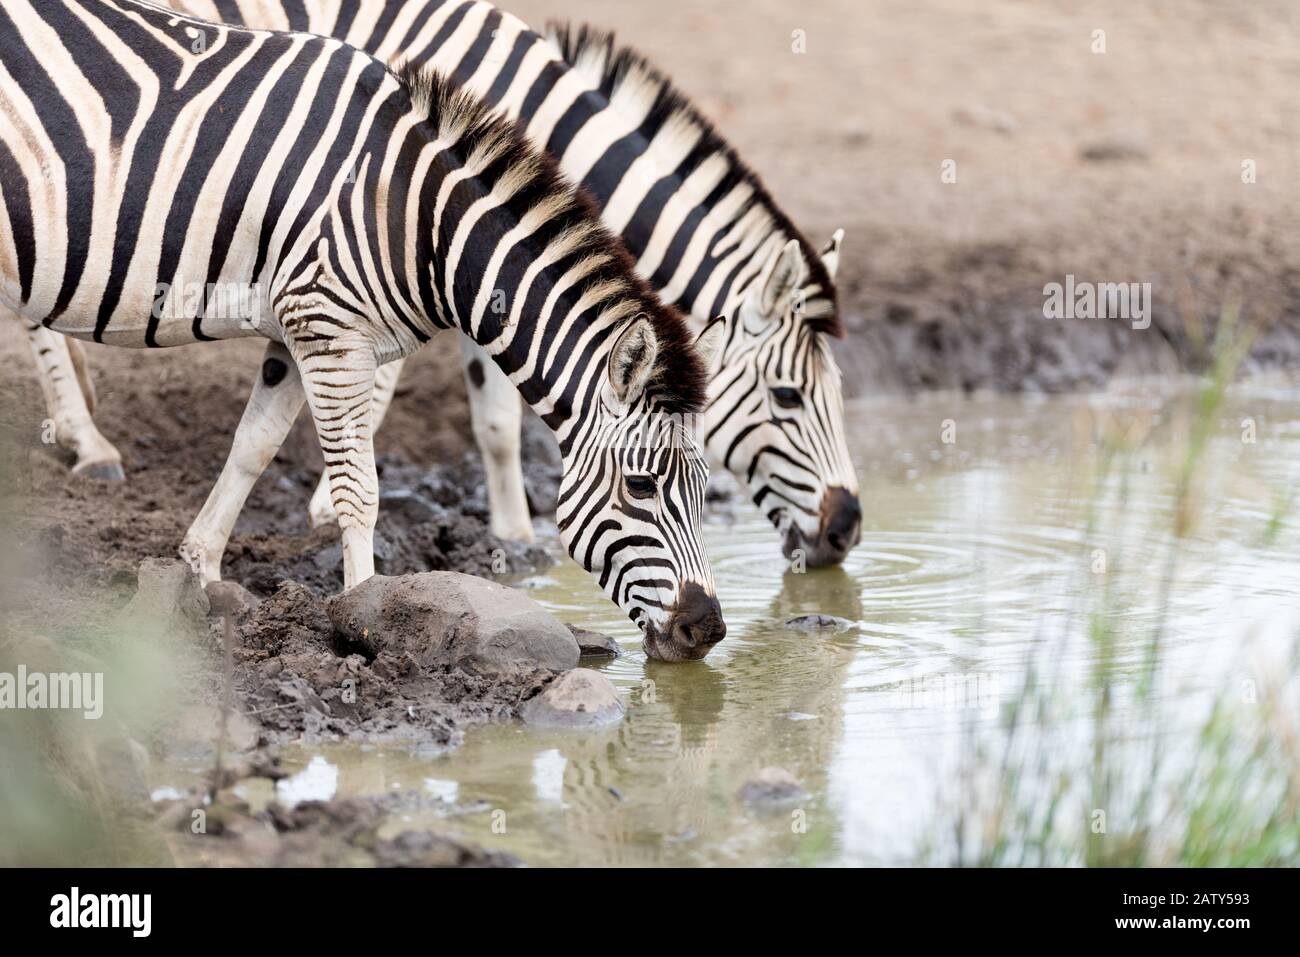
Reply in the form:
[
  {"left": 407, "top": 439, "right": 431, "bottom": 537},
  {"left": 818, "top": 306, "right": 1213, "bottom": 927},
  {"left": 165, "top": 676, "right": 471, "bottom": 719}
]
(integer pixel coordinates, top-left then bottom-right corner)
[{"left": 265, "top": 378, "right": 1300, "bottom": 866}]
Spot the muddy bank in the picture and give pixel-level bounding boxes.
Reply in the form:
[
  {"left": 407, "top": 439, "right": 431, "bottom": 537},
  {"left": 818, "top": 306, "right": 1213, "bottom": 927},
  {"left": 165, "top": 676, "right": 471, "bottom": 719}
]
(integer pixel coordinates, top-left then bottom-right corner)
[
  {"left": 155, "top": 784, "right": 521, "bottom": 868},
  {"left": 223, "top": 442, "right": 558, "bottom": 598},
  {"left": 0, "top": 398, "right": 576, "bottom": 865},
  {"left": 233, "top": 579, "right": 558, "bottom": 747},
  {"left": 833, "top": 257, "right": 1300, "bottom": 396}
]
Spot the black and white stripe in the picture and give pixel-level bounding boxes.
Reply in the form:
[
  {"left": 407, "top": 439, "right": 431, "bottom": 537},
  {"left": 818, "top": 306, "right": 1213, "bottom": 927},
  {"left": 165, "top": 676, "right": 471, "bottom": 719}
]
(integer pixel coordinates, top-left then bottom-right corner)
[
  {"left": 1, "top": 0, "right": 724, "bottom": 657},
  {"left": 175, "top": 0, "right": 864, "bottom": 566}
]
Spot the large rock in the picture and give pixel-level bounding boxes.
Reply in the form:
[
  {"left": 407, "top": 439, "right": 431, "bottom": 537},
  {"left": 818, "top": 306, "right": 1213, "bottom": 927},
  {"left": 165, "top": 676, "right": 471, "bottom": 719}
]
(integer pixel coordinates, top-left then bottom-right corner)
[
  {"left": 327, "top": 572, "right": 579, "bottom": 675},
  {"left": 520, "top": 669, "right": 625, "bottom": 729}
]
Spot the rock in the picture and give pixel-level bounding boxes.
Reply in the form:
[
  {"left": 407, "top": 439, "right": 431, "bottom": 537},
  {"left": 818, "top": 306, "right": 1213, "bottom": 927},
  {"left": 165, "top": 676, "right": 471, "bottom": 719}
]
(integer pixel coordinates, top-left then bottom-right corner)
[
  {"left": 160, "top": 703, "right": 259, "bottom": 761},
  {"left": 205, "top": 580, "right": 261, "bottom": 621},
  {"left": 567, "top": 624, "right": 621, "bottom": 658},
  {"left": 520, "top": 669, "right": 625, "bottom": 729},
  {"left": 93, "top": 736, "right": 153, "bottom": 802},
  {"left": 373, "top": 829, "right": 521, "bottom": 868},
  {"left": 328, "top": 572, "right": 580, "bottom": 675},
  {"left": 379, "top": 488, "right": 447, "bottom": 524},
  {"left": 785, "top": 614, "right": 855, "bottom": 633},
  {"left": 120, "top": 558, "right": 209, "bottom": 640},
  {"left": 738, "top": 767, "right": 809, "bottom": 808}
]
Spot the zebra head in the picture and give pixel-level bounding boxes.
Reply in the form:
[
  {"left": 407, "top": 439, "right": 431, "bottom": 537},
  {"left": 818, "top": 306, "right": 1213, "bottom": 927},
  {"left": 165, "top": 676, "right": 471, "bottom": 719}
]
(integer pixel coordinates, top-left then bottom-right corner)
[
  {"left": 556, "top": 315, "right": 726, "bottom": 662},
  {"left": 707, "top": 232, "right": 862, "bottom": 568}
]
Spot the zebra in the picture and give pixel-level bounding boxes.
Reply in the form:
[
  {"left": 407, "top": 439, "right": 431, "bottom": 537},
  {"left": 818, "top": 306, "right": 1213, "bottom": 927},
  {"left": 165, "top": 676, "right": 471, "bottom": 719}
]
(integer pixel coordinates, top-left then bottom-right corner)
[
  {"left": 30, "top": 0, "right": 864, "bottom": 568},
  {"left": 0, "top": 0, "right": 727, "bottom": 661}
]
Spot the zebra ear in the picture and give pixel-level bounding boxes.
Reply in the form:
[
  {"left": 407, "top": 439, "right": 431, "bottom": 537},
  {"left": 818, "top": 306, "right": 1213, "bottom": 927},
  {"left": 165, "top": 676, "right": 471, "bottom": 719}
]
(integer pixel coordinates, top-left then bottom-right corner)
[
  {"left": 760, "top": 239, "right": 806, "bottom": 315},
  {"left": 820, "top": 228, "right": 844, "bottom": 281},
  {"left": 608, "top": 315, "right": 659, "bottom": 405},
  {"left": 692, "top": 317, "right": 727, "bottom": 371}
]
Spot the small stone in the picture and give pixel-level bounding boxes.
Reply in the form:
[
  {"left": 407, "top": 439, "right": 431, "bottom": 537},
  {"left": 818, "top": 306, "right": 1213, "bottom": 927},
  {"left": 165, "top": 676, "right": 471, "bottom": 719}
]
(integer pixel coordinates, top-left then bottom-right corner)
[
  {"left": 567, "top": 624, "right": 621, "bottom": 658},
  {"left": 161, "top": 703, "right": 259, "bottom": 761},
  {"left": 784, "top": 614, "right": 855, "bottom": 633},
  {"left": 121, "top": 558, "right": 209, "bottom": 640},
  {"left": 781, "top": 711, "right": 819, "bottom": 722},
  {"left": 738, "top": 767, "right": 809, "bottom": 808},
  {"left": 520, "top": 669, "right": 625, "bottom": 729},
  {"left": 206, "top": 580, "right": 261, "bottom": 621}
]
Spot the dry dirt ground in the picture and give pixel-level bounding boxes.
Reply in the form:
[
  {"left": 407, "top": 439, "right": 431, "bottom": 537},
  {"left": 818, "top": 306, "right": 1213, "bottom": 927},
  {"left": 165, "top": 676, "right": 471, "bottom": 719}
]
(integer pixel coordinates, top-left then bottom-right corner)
[
  {"left": 514, "top": 0, "right": 1300, "bottom": 391},
  {"left": 0, "top": 0, "right": 1297, "bottom": 865}
]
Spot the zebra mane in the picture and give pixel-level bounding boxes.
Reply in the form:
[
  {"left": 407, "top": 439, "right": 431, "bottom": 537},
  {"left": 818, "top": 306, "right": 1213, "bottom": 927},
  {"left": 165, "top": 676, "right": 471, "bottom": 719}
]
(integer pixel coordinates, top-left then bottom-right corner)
[
  {"left": 545, "top": 22, "right": 843, "bottom": 338},
  {"left": 397, "top": 65, "right": 708, "bottom": 416}
]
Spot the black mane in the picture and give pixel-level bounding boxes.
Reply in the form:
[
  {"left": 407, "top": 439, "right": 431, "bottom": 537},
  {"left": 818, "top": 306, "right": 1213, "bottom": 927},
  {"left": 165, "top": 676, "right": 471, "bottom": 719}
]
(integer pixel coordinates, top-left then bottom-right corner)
[
  {"left": 397, "top": 65, "right": 709, "bottom": 415},
  {"left": 546, "top": 23, "right": 842, "bottom": 337}
]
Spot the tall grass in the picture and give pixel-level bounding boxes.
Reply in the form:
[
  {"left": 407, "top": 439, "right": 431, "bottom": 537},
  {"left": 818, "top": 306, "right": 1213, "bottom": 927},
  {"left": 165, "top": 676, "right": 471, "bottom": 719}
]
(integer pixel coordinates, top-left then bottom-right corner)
[{"left": 927, "top": 310, "right": 1300, "bottom": 866}]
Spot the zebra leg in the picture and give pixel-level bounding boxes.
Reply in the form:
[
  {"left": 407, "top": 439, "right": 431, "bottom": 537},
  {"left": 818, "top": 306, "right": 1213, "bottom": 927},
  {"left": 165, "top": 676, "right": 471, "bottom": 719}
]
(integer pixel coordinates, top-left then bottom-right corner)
[
  {"left": 15, "top": 310, "right": 125, "bottom": 480},
  {"left": 460, "top": 338, "right": 533, "bottom": 542},
  {"left": 179, "top": 342, "right": 305, "bottom": 584},
  {"left": 296, "top": 341, "right": 380, "bottom": 591},
  {"left": 306, "top": 357, "right": 403, "bottom": 529}
]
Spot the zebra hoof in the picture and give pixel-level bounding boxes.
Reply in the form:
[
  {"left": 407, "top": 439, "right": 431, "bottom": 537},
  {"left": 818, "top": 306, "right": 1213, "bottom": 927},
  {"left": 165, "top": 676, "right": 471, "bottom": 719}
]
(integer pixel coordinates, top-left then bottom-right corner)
[{"left": 75, "top": 461, "right": 126, "bottom": 482}]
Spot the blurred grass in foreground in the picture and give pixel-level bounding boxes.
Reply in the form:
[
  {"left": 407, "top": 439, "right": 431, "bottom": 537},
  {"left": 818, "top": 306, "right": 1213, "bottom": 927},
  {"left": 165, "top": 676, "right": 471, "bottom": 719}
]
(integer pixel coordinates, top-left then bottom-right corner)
[
  {"left": 0, "top": 448, "right": 190, "bottom": 866},
  {"left": 925, "top": 309, "right": 1300, "bottom": 866}
]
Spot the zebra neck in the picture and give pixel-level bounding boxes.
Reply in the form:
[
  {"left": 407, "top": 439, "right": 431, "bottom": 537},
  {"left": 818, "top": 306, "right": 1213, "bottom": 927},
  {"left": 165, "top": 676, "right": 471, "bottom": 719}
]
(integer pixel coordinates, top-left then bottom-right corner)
[
  {"left": 462, "top": 306, "right": 613, "bottom": 459},
  {"left": 543, "top": 100, "right": 785, "bottom": 323},
  {"left": 431, "top": 217, "right": 613, "bottom": 456}
]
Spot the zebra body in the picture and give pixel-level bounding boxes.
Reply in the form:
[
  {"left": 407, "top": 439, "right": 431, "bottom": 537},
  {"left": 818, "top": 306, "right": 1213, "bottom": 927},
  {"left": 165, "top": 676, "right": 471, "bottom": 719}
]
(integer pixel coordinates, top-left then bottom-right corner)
[
  {"left": 1, "top": 0, "right": 725, "bottom": 659},
  {"left": 30, "top": 0, "right": 863, "bottom": 566}
]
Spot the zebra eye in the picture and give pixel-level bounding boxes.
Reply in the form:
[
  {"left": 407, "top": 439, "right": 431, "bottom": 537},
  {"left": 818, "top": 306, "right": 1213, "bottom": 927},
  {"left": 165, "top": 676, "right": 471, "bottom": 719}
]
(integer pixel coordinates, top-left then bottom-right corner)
[
  {"left": 625, "top": 474, "right": 657, "bottom": 499},
  {"left": 770, "top": 387, "right": 804, "bottom": 409}
]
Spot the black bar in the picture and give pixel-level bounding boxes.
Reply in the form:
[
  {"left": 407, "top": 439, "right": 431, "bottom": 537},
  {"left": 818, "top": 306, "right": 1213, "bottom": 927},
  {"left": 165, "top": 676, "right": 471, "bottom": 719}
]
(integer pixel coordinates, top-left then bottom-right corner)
[{"left": 4, "top": 867, "right": 1289, "bottom": 941}]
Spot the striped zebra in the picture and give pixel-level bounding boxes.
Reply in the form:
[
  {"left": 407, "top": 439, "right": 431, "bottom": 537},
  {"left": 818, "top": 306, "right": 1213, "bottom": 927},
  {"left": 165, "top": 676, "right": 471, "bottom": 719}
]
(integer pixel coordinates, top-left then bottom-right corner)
[
  {"left": 33, "top": 0, "right": 864, "bottom": 568},
  {"left": 1, "top": 0, "right": 727, "bottom": 661}
]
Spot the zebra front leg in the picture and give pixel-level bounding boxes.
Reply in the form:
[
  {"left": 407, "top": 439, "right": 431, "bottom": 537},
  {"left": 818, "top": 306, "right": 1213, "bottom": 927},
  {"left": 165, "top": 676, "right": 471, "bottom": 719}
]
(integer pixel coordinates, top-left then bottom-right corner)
[
  {"left": 15, "top": 309, "right": 124, "bottom": 480},
  {"left": 296, "top": 341, "right": 379, "bottom": 590},
  {"left": 306, "top": 357, "right": 403, "bottom": 529},
  {"left": 180, "top": 342, "right": 305, "bottom": 583},
  {"left": 460, "top": 338, "right": 533, "bottom": 542}
]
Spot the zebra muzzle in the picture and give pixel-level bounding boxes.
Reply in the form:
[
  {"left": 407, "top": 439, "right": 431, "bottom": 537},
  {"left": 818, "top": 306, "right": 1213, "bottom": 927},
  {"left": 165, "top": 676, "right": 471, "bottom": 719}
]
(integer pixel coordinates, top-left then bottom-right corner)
[
  {"left": 782, "top": 486, "right": 862, "bottom": 567},
  {"left": 642, "top": 582, "right": 726, "bottom": 662}
]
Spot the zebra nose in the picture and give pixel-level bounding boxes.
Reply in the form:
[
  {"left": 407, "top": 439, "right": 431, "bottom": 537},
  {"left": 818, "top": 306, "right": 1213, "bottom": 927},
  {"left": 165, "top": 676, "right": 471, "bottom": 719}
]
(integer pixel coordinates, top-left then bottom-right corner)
[
  {"left": 648, "top": 582, "right": 726, "bottom": 661},
  {"left": 820, "top": 487, "right": 862, "bottom": 561},
  {"left": 677, "top": 584, "right": 726, "bottom": 648}
]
